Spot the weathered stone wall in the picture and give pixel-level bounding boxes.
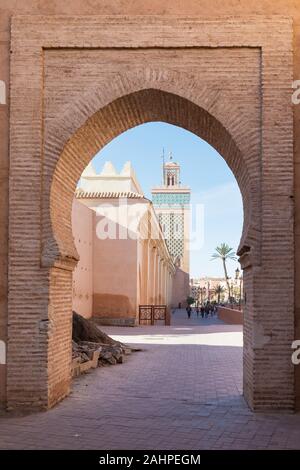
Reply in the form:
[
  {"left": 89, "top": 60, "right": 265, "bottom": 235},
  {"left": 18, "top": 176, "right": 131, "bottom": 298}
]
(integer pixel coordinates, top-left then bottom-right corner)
[{"left": 0, "top": 2, "right": 297, "bottom": 411}]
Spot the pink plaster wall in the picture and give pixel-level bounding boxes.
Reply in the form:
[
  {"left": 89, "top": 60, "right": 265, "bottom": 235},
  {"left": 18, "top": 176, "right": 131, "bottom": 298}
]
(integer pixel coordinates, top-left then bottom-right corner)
[
  {"left": 92, "top": 211, "right": 138, "bottom": 321},
  {"left": 72, "top": 199, "right": 93, "bottom": 318},
  {"left": 172, "top": 267, "right": 190, "bottom": 308}
]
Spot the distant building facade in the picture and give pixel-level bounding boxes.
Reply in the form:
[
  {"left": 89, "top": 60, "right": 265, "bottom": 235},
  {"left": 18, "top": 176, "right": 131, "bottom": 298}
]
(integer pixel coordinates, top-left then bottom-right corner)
[
  {"left": 72, "top": 161, "right": 175, "bottom": 325},
  {"left": 190, "top": 276, "right": 243, "bottom": 304},
  {"left": 152, "top": 156, "right": 191, "bottom": 307},
  {"left": 190, "top": 277, "right": 228, "bottom": 304}
]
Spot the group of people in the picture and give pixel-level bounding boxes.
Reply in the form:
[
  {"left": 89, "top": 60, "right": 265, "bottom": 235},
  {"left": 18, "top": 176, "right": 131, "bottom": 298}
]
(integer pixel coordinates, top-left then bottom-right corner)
[{"left": 185, "top": 302, "right": 218, "bottom": 319}]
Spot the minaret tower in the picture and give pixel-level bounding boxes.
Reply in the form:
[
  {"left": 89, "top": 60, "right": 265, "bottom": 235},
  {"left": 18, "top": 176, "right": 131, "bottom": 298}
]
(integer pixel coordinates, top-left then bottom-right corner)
[{"left": 152, "top": 153, "right": 191, "bottom": 305}]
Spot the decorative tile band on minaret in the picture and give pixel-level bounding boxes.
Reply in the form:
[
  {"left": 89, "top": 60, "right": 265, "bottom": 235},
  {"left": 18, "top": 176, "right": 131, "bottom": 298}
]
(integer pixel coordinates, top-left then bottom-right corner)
[{"left": 151, "top": 153, "right": 191, "bottom": 274}]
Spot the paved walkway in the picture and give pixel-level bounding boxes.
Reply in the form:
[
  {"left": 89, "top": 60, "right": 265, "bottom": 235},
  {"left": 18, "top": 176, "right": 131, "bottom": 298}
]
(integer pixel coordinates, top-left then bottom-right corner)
[{"left": 1, "top": 309, "right": 300, "bottom": 449}]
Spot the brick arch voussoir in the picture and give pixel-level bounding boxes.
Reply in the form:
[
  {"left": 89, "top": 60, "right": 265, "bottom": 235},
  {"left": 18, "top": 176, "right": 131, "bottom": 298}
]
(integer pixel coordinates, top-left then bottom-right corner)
[{"left": 43, "top": 68, "right": 259, "bottom": 269}]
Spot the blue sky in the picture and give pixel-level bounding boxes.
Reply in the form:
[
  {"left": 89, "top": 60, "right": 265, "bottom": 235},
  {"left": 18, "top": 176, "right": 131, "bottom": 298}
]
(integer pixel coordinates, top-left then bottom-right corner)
[{"left": 90, "top": 122, "right": 243, "bottom": 279}]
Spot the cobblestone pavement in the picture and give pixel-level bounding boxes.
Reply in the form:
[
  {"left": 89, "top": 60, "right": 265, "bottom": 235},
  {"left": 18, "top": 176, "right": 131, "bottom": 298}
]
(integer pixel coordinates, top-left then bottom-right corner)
[{"left": 0, "top": 309, "right": 300, "bottom": 449}]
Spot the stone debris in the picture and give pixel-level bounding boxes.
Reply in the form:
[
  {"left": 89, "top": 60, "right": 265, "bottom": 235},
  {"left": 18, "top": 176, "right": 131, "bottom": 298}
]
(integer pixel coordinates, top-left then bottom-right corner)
[{"left": 72, "top": 312, "right": 138, "bottom": 376}]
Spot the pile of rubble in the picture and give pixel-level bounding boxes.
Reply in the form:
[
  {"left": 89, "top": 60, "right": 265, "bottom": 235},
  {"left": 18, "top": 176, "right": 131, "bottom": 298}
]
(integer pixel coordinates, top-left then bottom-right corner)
[{"left": 72, "top": 311, "right": 136, "bottom": 376}]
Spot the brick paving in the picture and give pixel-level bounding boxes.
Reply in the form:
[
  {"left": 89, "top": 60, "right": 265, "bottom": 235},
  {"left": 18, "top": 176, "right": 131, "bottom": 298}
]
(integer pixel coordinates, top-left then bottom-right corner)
[{"left": 0, "top": 309, "right": 300, "bottom": 449}]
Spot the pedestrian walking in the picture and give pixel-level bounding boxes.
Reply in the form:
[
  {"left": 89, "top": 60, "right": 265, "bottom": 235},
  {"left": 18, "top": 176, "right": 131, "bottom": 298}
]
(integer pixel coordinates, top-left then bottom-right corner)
[
  {"left": 186, "top": 305, "right": 192, "bottom": 318},
  {"left": 201, "top": 305, "right": 205, "bottom": 318},
  {"left": 205, "top": 304, "right": 209, "bottom": 317}
]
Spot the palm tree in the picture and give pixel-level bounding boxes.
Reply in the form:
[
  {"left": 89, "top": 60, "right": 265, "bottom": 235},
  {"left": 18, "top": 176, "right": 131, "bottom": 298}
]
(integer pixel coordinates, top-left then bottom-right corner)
[
  {"left": 214, "top": 284, "right": 225, "bottom": 304},
  {"left": 211, "top": 243, "right": 237, "bottom": 301},
  {"left": 186, "top": 296, "right": 195, "bottom": 306}
]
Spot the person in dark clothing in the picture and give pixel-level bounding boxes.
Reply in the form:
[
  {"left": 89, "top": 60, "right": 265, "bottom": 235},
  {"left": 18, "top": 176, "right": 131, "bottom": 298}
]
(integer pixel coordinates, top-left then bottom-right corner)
[
  {"left": 205, "top": 304, "right": 209, "bottom": 317},
  {"left": 186, "top": 305, "right": 192, "bottom": 318},
  {"left": 201, "top": 306, "right": 205, "bottom": 318}
]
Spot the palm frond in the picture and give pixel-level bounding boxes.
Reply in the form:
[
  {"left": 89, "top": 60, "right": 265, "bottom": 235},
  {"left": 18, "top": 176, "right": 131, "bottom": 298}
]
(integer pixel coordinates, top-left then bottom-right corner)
[{"left": 211, "top": 242, "right": 237, "bottom": 262}]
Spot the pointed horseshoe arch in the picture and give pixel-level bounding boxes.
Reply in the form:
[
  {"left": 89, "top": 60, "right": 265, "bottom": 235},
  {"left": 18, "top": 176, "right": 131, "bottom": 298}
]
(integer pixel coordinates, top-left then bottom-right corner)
[{"left": 43, "top": 70, "right": 259, "bottom": 272}]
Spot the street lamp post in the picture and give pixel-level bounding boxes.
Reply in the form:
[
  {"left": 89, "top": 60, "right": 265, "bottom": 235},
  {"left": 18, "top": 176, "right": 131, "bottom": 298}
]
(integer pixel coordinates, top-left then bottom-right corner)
[
  {"left": 196, "top": 286, "right": 200, "bottom": 307},
  {"left": 203, "top": 286, "right": 206, "bottom": 304},
  {"left": 235, "top": 267, "right": 243, "bottom": 308},
  {"left": 230, "top": 280, "right": 234, "bottom": 305},
  {"left": 239, "top": 275, "right": 243, "bottom": 308}
]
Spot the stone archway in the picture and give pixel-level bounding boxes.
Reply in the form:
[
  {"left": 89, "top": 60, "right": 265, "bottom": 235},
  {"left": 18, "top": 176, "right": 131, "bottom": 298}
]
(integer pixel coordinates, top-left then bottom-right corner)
[
  {"left": 44, "top": 76, "right": 257, "bottom": 268},
  {"left": 8, "top": 16, "right": 294, "bottom": 411}
]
